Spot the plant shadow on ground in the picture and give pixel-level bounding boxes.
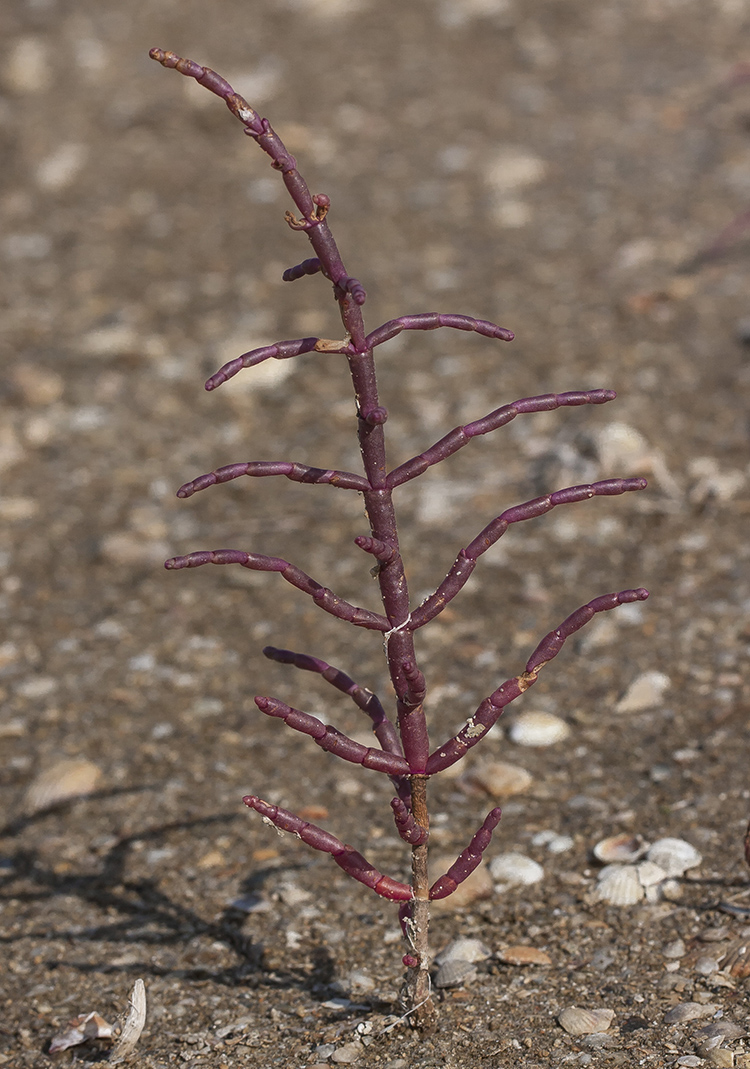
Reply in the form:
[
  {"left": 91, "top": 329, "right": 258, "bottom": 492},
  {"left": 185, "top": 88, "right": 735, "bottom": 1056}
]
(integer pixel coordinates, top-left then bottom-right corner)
[{"left": 0, "top": 794, "right": 375, "bottom": 1003}]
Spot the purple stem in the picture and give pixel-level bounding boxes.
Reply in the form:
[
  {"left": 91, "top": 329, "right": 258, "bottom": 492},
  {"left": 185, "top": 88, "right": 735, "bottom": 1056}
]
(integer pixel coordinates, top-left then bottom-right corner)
[
  {"left": 164, "top": 549, "right": 388, "bottom": 631},
  {"left": 388, "top": 389, "right": 616, "bottom": 489},
  {"left": 391, "top": 797, "right": 428, "bottom": 846},
  {"left": 254, "top": 695, "right": 410, "bottom": 775},
  {"left": 411, "top": 478, "right": 647, "bottom": 630},
  {"left": 365, "top": 313, "right": 514, "bottom": 350},
  {"left": 205, "top": 337, "right": 320, "bottom": 391},
  {"left": 426, "top": 587, "right": 649, "bottom": 774},
  {"left": 429, "top": 808, "right": 502, "bottom": 900},
  {"left": 244, "top": 795, "right": 412, "bottom": 901},
  {"left": 261, "top": 645, "right": 403, "bottom": 757},
  {"left": 176, "top": 461, "right": 370, "bottom": 499}
]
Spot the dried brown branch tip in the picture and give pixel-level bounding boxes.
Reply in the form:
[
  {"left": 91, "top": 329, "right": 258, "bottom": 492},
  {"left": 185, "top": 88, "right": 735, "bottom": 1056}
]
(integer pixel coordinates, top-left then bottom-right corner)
[{"left": 150, "top": 48, "right": 648, "bottom": 1025}]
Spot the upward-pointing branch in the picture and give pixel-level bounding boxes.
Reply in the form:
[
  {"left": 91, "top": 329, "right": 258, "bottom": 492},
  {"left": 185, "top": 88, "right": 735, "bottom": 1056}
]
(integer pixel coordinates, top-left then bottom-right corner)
[
  {"left": 410, "top": 478, "right": 647, "bottom": 629},
  {"left": 388, "top": 389, "right": 616, "bottom": 489},
  {"left": 426, "top": 587, "right": 650, "bottom": 774}
]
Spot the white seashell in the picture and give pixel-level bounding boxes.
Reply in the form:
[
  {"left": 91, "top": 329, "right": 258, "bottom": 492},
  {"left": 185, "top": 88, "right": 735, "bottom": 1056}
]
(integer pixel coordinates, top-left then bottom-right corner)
[
  {"left": 594, "top": 833, "right": 649, "bottom": 864},
  {"left": 508, "top": 710, "right": 571, "bottom": 747},
  {"left": 558, "top": 1007, "right": 615, "bottom": 1036},
  {"left": 434, "top": 959, "right": 478, "bottom": 989},
  {"left": 489, "top": 852, "right": 544, "bottom": 887},
  {"left": 594, "top": 864, "right": 644, "bottom": 906},
  {"left": 637, "top": 860, "right": 666, "bottom": 888},
  {"left": 468, "top": 760, "right": 533, "bottom": 798},
  {"left": 24, "top": 757, "right": 102, "bottom": 814},
  {"left": 434, "top": 938, "right": 491, "bottom": 967},
  {"left": 646, "top": 838, "right": 702, "bottom": 877},
  {"left": 616, "top": 671, "right": 671, "bottom": 712}
]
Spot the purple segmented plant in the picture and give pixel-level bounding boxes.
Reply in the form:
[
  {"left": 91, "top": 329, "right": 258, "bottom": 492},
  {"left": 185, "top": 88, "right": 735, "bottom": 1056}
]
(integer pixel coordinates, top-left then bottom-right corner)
[{"left": 150, "top": 48, "right": 648, "bottom": 1025}]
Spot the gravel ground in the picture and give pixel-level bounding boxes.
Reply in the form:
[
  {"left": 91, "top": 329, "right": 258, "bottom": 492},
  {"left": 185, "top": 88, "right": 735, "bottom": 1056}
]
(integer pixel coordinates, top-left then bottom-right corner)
[{"left": 1, "top": 0, "right": 750, "bottom": 1066}]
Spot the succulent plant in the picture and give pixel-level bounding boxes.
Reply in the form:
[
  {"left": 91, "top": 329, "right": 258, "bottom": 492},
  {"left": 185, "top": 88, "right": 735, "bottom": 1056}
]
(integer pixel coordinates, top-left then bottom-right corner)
[{"left": 150, "top": 47, "right": 647, "bottom": 1025}]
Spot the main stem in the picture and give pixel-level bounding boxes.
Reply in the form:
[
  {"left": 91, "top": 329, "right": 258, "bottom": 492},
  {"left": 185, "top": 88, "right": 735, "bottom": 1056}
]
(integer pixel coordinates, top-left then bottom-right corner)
[{"left": 405, "top": 775, "right": 436, "bottom": 1023}]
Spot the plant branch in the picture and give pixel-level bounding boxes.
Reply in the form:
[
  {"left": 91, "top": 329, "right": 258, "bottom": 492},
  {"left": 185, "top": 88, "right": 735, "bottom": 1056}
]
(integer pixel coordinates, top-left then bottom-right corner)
[
  {"left": 254, "top": 695, "right": 410, "bottom": 775},
  {"left": 411, "top": 478, "right": 647, "bottom": 629},
  {"left": 243, "top": 795, "right": 412, "bottom": 900},
  {"left": 428, "top": 808, "right": 502, "bottom": 899},
  {"left": 205, "top": 337, "right": 321, "bottom": 391},
  {"left": 366, "top": 313, "right": 514, "bottom": 350},
  {"left": 391, "top": 796, "right": 428, "bottom": 845},
  {"left": 176, "top": 461, "right": 370, "bottom": 498},
  {"left": 164, "top": 549, "right": 388, "bottom": 630},
  {"left": 426, "top": 587, "right": 649, "bottom": 773},
  {"left": 262, "top": 646, "right": 403, "bottom": 755},
  {"left": 387, "top": 388, "right": 616, "bottom": 489}
]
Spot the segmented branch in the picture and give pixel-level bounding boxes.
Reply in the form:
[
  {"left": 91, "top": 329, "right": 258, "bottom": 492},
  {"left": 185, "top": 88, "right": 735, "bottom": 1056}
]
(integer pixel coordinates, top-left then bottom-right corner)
[
  {"left": 388, "top": 389, "right": 616, "bottom": 489},
  {"left": 244, "top": 795, "right": 412, "bottom": 901},
  {"left": 205, "top": 337, "right": 320, "bottom": 391},
  {"left": 176, "top": 461, "right": 370, "bottom": 498},
  {"left": 426, "top": 587, "right": 649, "bottom": 773},
  {"left": 254, "top": 695, "right": 410, "bottom": 775},
  {"left": 283, "top": 257, "right": 322, "bottom": 282},
  {"left": 429, "top": 808, "right": 502, "bottom": 899},
  {"left": 411, "top": 478, "right": 647, "bottom": 629},
  {"left": 262, "top": 646, "right": 403, "bottom": 757},
  {"left": 365, "top": 312, "right": 514, "bottom": 350},
  {"left": 164, "top": 549, "right": 388, "bottom": 630}
]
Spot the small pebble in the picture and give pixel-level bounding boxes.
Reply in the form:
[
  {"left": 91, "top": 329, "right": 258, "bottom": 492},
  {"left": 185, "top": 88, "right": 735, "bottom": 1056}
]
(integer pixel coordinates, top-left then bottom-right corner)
[
  {"left": 489, "top": 852, "right": 544, "bottom": 887},
  {"left": 664, "top": 1002, "right": 717, "bottom": 1025},
  {"left": 434, "top": 938, "right": 491, "bottom": 966},
  {"left": 467, "top": 760, "right": 533, "bottom": 798},
  {"left": 497, "top": 945, "right": 552, "bottom": 966},
  {"left": 531, "top": 830, "right": 574, "bottom": 853},
  {"left": 694, "top": 955, "right": 720, "bottom": 976},
  {"left": 663, "top": 938, "right": 686, "bottom": 959},
  {"left": 705, "top": 1050, "right": 734, "bottom": 1068},
  {"left": 616, "top": 670, "right": 671, "bottom": 712},
  {"left": 331, "top": 1041, "right": 363, "bottom": 1063},
  {"left": 508, "top": 709, "right": 570, "bottom": 747}
]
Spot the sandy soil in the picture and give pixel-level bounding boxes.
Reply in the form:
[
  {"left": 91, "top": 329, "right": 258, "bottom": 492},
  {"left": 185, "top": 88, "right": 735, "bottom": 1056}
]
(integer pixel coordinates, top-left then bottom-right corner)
[{"left": 1, "top": 0, "right": 750, "bottom": 1066}]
